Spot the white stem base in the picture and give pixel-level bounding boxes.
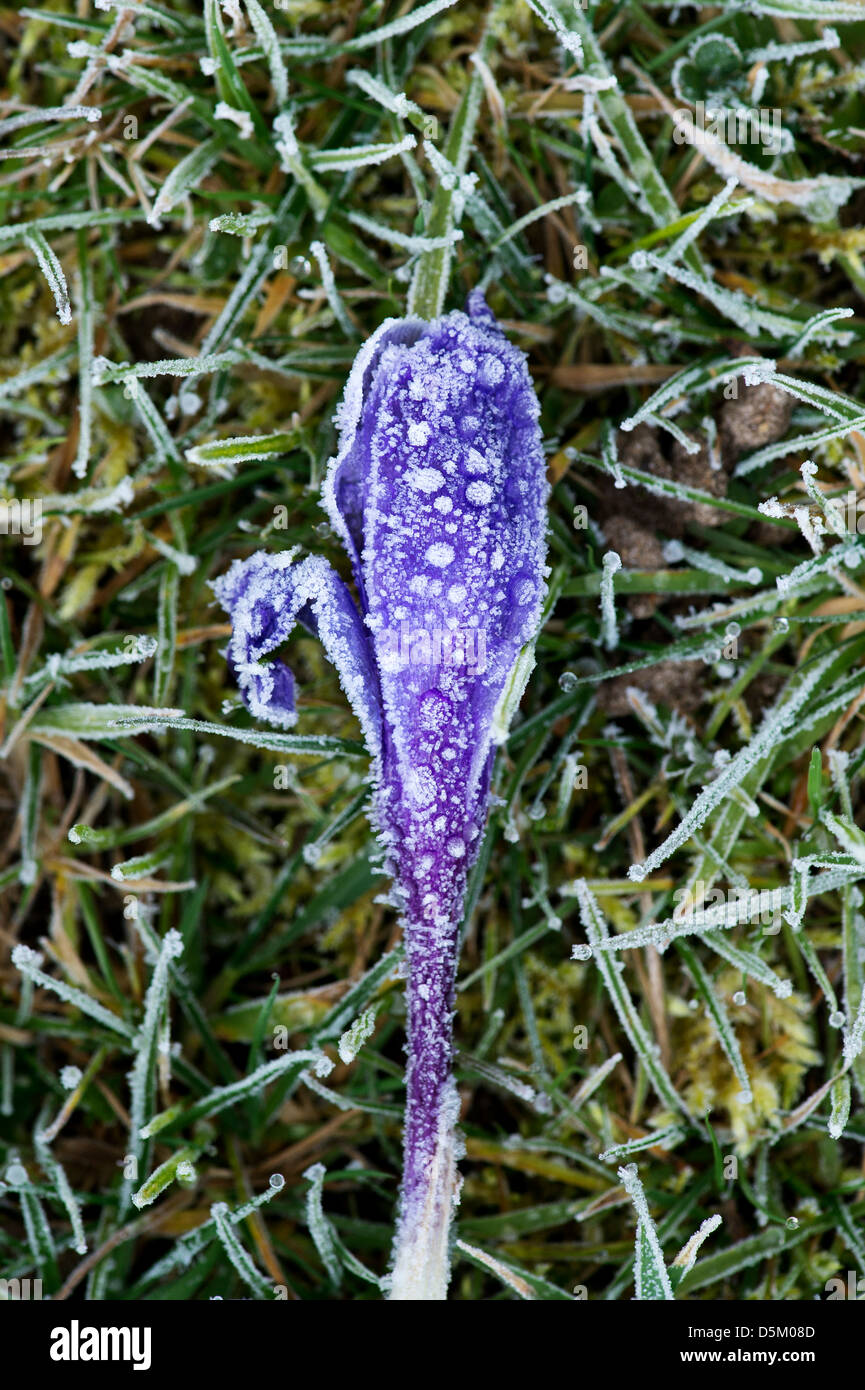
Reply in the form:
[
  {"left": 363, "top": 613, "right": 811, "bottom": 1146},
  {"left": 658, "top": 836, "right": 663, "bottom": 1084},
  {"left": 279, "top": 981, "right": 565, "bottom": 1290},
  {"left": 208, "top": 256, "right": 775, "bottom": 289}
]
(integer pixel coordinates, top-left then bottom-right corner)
[{"left": 389, "top": 1097, "right": 460, "bottom": 1301}]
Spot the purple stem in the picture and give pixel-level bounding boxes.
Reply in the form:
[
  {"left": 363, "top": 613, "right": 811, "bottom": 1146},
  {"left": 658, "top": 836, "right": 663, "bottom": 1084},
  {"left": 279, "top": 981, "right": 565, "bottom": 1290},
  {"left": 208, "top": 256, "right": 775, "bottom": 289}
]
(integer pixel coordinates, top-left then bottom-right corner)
[{"left": 389, "top": 854, "right": 466, "bottom": 1299}]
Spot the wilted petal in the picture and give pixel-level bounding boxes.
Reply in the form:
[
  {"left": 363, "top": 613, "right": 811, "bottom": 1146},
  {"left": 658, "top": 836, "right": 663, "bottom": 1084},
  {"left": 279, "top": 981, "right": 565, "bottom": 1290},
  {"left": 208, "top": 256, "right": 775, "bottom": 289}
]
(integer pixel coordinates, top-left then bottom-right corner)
[{"left": 212, "top": 551, "right": 382, "bottom": 755}]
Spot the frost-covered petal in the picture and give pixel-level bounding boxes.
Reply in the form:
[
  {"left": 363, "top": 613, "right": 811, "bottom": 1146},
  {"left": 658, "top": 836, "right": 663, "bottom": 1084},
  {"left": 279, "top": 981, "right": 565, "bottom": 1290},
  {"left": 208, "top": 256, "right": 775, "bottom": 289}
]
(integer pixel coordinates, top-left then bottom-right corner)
[
  {"left": 212, "top": 551, "right": 383, "bottom": 756},
  {"left": 323, "top": 315, "right": 426, "bottom": 597},
  {"left": 341, "top": 290, "right": 548, "bottom": 876}
]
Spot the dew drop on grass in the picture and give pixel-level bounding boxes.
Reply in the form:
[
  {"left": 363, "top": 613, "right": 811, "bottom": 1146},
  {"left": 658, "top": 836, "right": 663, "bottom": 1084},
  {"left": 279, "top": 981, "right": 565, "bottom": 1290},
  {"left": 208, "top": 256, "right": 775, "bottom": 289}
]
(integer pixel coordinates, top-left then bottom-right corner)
[
  {"left": 785, "top": 1216, "right": 799, "bottom": 1230},
  {"left": 289, "top": 255, "right": 311, "bottom": 277},
  {"left": 829, "top": 1009, "right": 846, "bottom": 1028},
  {"left": 733, "top": 990, "right": 746, "bottom": 1005},
  {"left": 559, "top": 671, "right": 578, "bottom": 692},
  {"left": 571, "top": 944, "right": 592, "bottom": 961},
  {"left": 774, "top": 617, "right": 790, "bottom": 633}
]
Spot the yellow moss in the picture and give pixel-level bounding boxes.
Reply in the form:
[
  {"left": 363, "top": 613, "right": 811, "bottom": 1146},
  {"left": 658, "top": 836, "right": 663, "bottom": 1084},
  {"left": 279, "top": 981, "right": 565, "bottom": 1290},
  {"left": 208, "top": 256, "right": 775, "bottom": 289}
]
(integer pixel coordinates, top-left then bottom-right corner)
[
  {"left": 523, "top": 957, "right": 587, "bottom": 1066},
  {"left": 672, "top": 968, "right": 821, "bottom": 1152}
]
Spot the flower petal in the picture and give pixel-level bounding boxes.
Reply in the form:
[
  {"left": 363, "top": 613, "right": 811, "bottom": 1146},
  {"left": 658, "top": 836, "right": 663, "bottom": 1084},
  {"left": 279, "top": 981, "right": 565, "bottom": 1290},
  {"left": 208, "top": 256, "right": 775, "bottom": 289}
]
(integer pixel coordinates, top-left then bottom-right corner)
[
  {"left": 333, "top": 293, "right": 548, "bottom": 875},
  {"left": 212, "top": 551, "right": 383, "bottom": 756},
  {"left": 323, "top": 315, "right": 426, "bottom": 596}
]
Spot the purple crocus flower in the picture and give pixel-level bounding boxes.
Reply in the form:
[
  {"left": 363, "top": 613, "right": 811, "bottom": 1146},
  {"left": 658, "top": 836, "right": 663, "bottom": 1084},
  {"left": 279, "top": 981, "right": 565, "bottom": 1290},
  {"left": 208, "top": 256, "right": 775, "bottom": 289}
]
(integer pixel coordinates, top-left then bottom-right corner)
[{"left": 213, "top": 291, "right": 548, "bottom": 1299}]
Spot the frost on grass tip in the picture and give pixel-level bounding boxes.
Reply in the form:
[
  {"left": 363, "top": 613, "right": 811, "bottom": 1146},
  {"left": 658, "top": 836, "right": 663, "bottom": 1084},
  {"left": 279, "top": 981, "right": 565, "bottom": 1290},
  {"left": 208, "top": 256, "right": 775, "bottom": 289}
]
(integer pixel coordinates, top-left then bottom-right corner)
[{"left": 213, "top": 291, "right": 549, "bottom": 1300}]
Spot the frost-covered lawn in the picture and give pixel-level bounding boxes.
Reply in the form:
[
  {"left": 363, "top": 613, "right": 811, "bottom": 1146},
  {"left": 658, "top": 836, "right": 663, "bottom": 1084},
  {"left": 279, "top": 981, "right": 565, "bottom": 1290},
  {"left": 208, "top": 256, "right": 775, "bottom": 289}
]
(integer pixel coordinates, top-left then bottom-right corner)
[{"left": 3, "top": 0, "right": 865, "bottom": 1301}]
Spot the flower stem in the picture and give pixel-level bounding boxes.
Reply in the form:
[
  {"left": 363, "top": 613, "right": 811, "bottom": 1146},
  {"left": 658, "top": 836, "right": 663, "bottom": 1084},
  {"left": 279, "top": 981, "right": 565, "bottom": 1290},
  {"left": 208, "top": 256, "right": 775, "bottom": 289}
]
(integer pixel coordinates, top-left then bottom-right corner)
[{"left": 389, "top": 913, "right": 461, "bottom": 1301}]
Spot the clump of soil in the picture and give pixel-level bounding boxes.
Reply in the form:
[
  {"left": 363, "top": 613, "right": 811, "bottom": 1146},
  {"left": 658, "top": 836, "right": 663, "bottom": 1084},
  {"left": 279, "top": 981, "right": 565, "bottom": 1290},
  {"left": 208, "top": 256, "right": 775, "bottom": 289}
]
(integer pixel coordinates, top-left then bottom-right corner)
[
  {"left": 597, "top": 657, "right": 706, "bottom": 718},
  {"left": 718, "top": 380, "right": 794, "bottom": 461}
]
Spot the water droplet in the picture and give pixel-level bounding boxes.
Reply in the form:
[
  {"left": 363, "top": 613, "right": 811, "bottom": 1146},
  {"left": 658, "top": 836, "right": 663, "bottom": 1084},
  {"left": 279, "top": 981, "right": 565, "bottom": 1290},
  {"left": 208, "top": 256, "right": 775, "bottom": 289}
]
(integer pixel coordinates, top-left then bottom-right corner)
[
  {"left": 5, "top": 1163, "right": 27, "bottom": 1186},
  {"left": 0, "top": 577, "right": 12, "bottom": 590},
  {"left": 571, "top": 944, "right": 592, "bottom": 961},
  {"left": 408, "top": 421, "right": 431, "bottom": 447},
  {"left": 725, "top": 622, "right": 741, "bottom": 638},
  {"left": 465, "top": 446, "right": 487, "bottom": 472},
  {"left": 289, "top": 255, "right": 311, "bottom": 277},
  {"left": 508, "top": 571, "right": 536, "bottom": 609},
  {"left": 527, "top": 803, "right": 545, "bottom": 821},
  {"left": 785, "top": 1216, "right": 799, "bottom": 1230},
  {"left": 733, "top": 990, "right": 746, "bottom": 1006},
  {"left": 559, "top": 671, "right": 578, "bottom": 692},
  {"left": 829, "top": 1009, "right": 846, "bottom": 1028},
  {"left": 269, "top": 1173, "right": 285, "bottom": 1190},
  {"left": 457, "top": 415, "right": 480, "bottom": 441},
  {"left": 408, "top": 466, "right": 445, "bottom": 494},
  {"left": 465, "top": 480, "right": 493, "bottom": 506},
  {"left": 774, "top": 617, "right": 790, "bottom": 633},
  {"left": 479, "top": 355, "right": 505, "bottom": 388},
  {"left": 426, "top": 542, "right": 455, "bottom": 568}
]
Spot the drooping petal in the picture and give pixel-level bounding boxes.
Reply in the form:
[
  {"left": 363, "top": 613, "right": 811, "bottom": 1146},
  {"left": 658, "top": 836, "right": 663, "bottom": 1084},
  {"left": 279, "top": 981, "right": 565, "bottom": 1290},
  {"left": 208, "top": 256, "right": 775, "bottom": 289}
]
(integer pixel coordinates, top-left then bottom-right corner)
[{"left": 212, "top": 551, "right": 383, "bottom": 757}]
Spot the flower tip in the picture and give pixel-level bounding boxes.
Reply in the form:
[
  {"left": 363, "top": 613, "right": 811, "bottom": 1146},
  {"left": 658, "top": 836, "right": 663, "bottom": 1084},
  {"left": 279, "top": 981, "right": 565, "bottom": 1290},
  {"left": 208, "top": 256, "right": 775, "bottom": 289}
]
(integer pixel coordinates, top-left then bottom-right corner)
[{"left": 465, "top": 286, "right": 499, "bottom": 331}]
